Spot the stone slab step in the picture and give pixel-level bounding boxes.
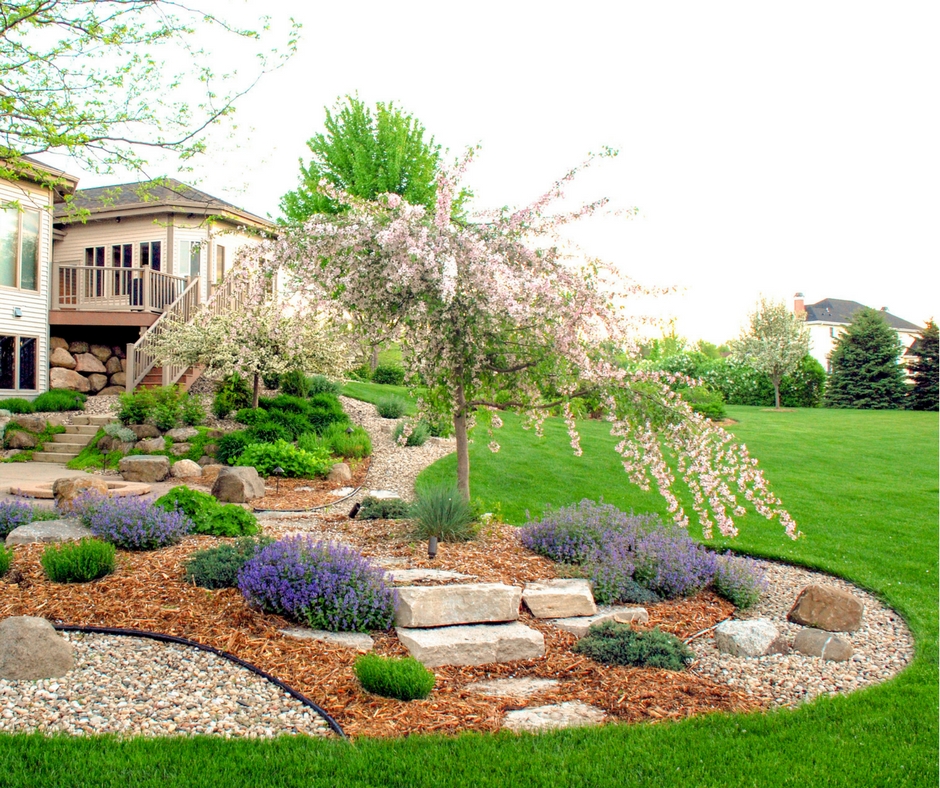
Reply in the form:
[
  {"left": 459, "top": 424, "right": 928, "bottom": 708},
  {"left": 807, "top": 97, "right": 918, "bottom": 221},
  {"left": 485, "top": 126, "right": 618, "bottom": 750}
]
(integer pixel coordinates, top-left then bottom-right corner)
[
  {"left": 502, "top": 702, "right": 607, "bottom": 733},
  {"left": 396, "top": 622, "right": 545, "bottom": 667},
  {"left": 71, "top": 415, "right": 115, "bottom": 426},
  {"left": 552, "top": 606, "right": 650, "bottom": 638},
  {"left": 30, "top": 451, "right": 80, "bottom": 463},
  {"left": 522, "top": 579, "right": 597, "bottom": 619},
  {"left": 394, "top": 583, "right": 522, "bottom": 628},
  {"left": 51, "top": 433, "right": 94, "bottom": 445},
  {"left": 64, "top": 424, "right": 100, "bottom": 436}
]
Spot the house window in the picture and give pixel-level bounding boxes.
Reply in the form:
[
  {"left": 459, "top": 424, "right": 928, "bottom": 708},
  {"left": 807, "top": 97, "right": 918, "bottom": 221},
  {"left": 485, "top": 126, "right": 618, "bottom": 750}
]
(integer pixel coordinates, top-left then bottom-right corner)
[
  {"left": 215, "top": 245, "right": 226, "bottom": 283},
  {"left": 178, "top": 240, "right": 202, "bottom": 278},
  {"left": 830, "top": 327, "right": 835, "bottom": 338},
  {"left": 0, "top": 206, "right": 40, "bottom": 291},
  {"left": 140, "top": 241, "right": 162, "bottom": 271},
  {"left": 84, "top": 245, "right": 107, "bottom": 296},
  {"left": 0, "top": 335, "right": 37, "bottom": 391},
  {"left": 112, "top": 243, "right": 133, "bottom": 295}
]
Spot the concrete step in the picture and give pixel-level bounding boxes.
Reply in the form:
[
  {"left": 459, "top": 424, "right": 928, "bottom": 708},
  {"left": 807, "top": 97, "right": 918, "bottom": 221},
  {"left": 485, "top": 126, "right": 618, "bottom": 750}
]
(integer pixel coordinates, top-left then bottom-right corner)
[
  {"left": 64, "top": 424, "right": 101, "bottom": 436},
  {"left": 31, "top": 451, "right": 81, "bottom": 463}
]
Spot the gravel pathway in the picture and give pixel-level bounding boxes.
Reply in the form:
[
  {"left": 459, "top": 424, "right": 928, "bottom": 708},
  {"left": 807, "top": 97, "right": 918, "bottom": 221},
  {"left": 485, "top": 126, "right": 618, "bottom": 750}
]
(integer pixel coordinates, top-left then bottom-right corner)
[{"left": 0, "top": 633, "right": 331, "bottom": 738}]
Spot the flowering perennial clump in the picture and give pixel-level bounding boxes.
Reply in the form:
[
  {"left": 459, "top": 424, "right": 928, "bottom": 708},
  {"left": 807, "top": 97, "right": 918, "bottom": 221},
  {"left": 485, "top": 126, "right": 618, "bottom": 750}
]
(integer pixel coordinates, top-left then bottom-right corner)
[
  {"left": 0, "top": 500, "right": 36, "bottom": 538},
  {"left": 238, "top": 536, "right": 396, "bottom": 633},
  {"left": 69, "top": 492, "right": 192, "bottom": 550},
  {"left": 713, "top": 552, "right": 768, "bottom": 609},
  {"left": 632, "top": 526, "right": 718, "bottom": 599}
]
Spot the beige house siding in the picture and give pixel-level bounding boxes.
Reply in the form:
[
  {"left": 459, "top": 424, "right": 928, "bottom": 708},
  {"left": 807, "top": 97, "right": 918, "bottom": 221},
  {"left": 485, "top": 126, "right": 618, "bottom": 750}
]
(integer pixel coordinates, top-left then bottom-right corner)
[
  {"left": 1, "top": 178, "right": 54, "bottom": 398},
  {"left": 53, "top": 214, "right": 172, "bottom": 267}
]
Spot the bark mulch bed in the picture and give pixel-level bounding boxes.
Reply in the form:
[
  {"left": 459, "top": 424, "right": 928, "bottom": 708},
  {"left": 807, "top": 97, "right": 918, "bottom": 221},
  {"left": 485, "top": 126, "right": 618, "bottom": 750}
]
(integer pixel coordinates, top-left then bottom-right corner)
[
  {"left": 248, "top": 458, "right": 370, "bottom": 511},
  {"left": 0, "top": 521, "right": 756, "bottom": 739}
]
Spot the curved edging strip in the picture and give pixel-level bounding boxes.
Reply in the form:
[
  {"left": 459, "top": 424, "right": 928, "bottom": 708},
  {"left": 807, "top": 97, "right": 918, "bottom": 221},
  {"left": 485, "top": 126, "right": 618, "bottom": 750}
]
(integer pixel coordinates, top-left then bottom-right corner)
[
  {"left": 53, "top": 624, "right": 347, "bottom": 740},
  {"left": 252, "top": 483, "right": 364, "bottom": 515}
]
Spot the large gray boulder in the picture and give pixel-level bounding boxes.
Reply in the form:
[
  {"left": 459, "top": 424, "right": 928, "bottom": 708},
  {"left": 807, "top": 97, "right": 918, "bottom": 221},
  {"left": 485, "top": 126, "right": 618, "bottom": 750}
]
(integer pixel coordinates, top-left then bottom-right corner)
[
  {"left": 135, "top": 437, "right": 166, "bottom": 453},
  {"left": 396, "top": 621, "right": 544, "bottom": 667},
  {"left": 127, "top": 424, "right": 161, "bottom": 440},
  {"left": 0, "top": 616, "right": 74, "bottom": 680},
  {"left": 11, "top": 414, "right": 46, "bottom": 433},
  {"left": 792, "top": 628, "right": 854, "bottom": 661},
  {"left": 49, "top": 367, "right": 91, "bottom": 393},
  {"left": 714, "top": 618, "right": 787, "bottom": 658},
  {"left": 552, "top": 606, "right": 650, "bottom": 638},
  {"left": 86, "top": 373, "right": 108, "bottom": 393},
  {"left": 170, "top": 459, "right": 203, "bottom": 478},
  {"left": 6, "top": 518, "right": 93, "bottom": 546},
  {"left": 522, "top": 579, "right": 597, "bottom": 619},
  {"left": 105, "top": 356, "right": 123, "bottom": 375},
  {"left": 788, "top": 585, "right": 864, "bottom": 632},
  {"left": 211, "top": 466, "right": 266, "bottom": 503},
  {"left": 502, "top": 701, "right": 606, "bottom": 733},
  {"left": 5, "top": 431, "right": 37, "bottom": 450},
  {"left": 119, "top": 455, "right": 170, "bottom": 483},
  {"left": 395, "top": 583, "right": 522, "bottom": 628},
  {"left": 89, "top": 344, "right": 112, "bottom": 363}
]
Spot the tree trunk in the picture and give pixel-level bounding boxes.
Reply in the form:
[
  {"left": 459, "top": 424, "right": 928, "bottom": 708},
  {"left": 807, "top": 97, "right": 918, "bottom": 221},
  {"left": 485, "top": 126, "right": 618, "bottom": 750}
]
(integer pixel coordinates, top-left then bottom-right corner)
[
  {"left": 370, "top": 345, "right": 379, "bottom": 374},
  {"left": 773, "top": 377, "right": 781, "bottom": 409},
  {"left": 453, "top": 381, "right": 471, "bottom": 501},
  {"left": 252, "top": 373, "right": 261, "bottom": 409}
]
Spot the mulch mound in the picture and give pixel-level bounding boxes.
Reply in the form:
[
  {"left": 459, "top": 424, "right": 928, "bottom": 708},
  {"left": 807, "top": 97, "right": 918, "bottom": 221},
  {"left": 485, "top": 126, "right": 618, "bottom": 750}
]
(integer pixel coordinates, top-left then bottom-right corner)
[
  {"left": 0, "top": 521, "right": 757, "bottom": 739},
  {"left": 250, "top": 458, "right": 370, "bottom": 511}
]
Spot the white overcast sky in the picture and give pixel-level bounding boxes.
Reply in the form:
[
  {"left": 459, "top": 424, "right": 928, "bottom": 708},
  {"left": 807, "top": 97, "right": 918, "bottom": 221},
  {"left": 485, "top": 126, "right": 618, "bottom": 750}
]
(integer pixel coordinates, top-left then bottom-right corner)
[{"left": 54, "top": 1, "right": 939, "bottom": 343}]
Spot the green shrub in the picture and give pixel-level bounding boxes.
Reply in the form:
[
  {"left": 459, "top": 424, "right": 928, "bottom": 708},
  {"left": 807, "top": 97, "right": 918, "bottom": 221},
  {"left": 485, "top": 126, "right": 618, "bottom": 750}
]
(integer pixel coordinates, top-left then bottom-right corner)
[
  {"left": 372, "top": 364, "right": 405, "bottom": 386},
  {"left": 262, "top": 372, "right": 282, "bottom": 390},
  {"left": 353, "top": 654, "right": 435, "bottom": 701},
  {"left": 392, "top": 419, "right": 430, "bottom": 447},
  {"left": 321, "top": 422, "right": 372, "bottom": 458},
  {"left": 266, "top": 409, "right": 312, "bottom": 440},
  {"left": 235, "top": 408, "right": 270, "bottom": 426},
  {"left": 279, "top": 370, "right": 310, "bottom": 397},
  {"left": 409, "top": 483, "right": 477, "bottom": 541},
  {"left": 573, "top": 621, "right": 693, "bottom": 670},
  {"left": 306, "top": 375, "right": 341, "bottom": 397},
  {"left": 117, "top": 389, "right": 154, "bottom": 425},
  {"left": 1, "top": 398, "right": 34, "bottom": 414},
  {"left": 236, "top": 440, "right": 333, "bottom": 477},
  {"left": 152, "top": 401, "right": 178, "bottom": 431},
  {"left": 103, "top": 423, "right": 137, "bottom": 442},
  {"left": 183, "top": 537, "right": 273, "bottom": 589},
  {"left": 678, "top": 385, "right": 726, "bottom": 420},
  {"left": 246, "top": 421, "right": 292, "bottom": 444},
  {"left": 206, "top": 504, "right": 259, "bottom": 537},
  {"left": 0, "top": 544, "right": 11, "bottom": 576},
  {"left": 154, "top": 485, "right": 260, "bottom": 536},
  {"left": 297, "top": 432, "right": 328, "bottom": 453},
  {"left": 216, "top": 430, "right": 253, "bottom": 465},
  {"left": 32, "top": 390, "right": 86, "bottom": 412},
  {"left": 40, "top": 538, "right": 116, "bottom": 583},
  {"left": 213, "top": 374, "right": 253, "bottom": 419},
  {"left": 348, "top": 364, "right": 372, "bottom": 382},
  {"left": 180, "top": 396, "right": 206, "bottom": 426},
  {"left": 357, "top": 496, "right": 411, "bottom": 520},
  {"left": 375, "top": 395, "right": 408, "bottom": 419},
  {"left": 261, "top": 394, "right": 311, "bottom": 415}
]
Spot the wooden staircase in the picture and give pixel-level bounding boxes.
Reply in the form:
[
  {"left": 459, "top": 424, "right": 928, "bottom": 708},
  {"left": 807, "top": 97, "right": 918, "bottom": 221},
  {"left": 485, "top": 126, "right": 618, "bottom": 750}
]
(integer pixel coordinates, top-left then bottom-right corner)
[
  {"left": 137, "top": 366, "right": 204, "bottom": 391},
  {"left": 32, "top": 415, "right": 117, "bottom": 463}
]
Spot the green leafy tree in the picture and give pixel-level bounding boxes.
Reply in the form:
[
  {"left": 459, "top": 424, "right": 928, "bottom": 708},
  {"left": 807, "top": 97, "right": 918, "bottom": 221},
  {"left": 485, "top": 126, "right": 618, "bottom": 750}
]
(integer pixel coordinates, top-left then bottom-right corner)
[
  {"left": 732, "top": 298, "right": 810, "bottom": 409},
  {"left": 779, "top": 355, "right": 827, "bottom": 408},
  {"left": 825, "top": 308, "right": 908, "bottom": 409},
  {"left": 907, "top": 319, "right": 938, "bottom": 411}
]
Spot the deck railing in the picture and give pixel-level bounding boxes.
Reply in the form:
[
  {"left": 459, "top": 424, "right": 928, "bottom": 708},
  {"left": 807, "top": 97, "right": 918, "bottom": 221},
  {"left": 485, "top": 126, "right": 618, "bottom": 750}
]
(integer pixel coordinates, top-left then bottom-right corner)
[{"left": 52, "top": 262, "right": 188, "bottom": 314}]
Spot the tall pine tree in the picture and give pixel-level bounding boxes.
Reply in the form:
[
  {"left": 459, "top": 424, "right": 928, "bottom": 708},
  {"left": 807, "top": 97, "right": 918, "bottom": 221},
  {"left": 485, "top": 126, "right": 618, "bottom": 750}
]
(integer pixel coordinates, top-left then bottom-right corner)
[
  {"left": 908, "top": 319, "right": 939, "bottom": 411},
  {"left": 825, "top": 308, "right": 908, "bottom": 409}
]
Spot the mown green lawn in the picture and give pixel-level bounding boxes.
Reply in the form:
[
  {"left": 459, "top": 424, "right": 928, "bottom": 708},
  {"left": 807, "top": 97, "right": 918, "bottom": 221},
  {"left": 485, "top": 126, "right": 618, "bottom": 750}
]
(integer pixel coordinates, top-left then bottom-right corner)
[{"left": 1, "top": 404, "right": 937, "bottom": 787}]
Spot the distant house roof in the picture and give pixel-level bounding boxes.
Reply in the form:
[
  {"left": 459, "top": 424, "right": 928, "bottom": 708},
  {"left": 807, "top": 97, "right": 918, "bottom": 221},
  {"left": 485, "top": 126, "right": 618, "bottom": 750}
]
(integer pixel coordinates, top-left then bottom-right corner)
[
  {"left": 1, "top": 155, "right": 79, "bottom": 202},
  {"left": 54, "top": 178, "right": 274, "bottom": 230},
  {"left": 804, "top": 298, "right": 921, "bottom": 332}
]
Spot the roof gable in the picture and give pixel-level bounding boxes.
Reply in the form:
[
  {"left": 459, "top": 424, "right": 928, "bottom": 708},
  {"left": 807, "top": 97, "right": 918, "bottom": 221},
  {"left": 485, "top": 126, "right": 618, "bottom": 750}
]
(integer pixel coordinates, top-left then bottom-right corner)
[{"left": 804, "top": 298, "right": 921, "bottom": 332}]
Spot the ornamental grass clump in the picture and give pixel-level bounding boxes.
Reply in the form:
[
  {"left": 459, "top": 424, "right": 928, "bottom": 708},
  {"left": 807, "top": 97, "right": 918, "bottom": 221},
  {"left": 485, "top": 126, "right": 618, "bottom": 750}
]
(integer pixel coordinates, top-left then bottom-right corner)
[
  {"left": 573, "top": 621, "right": 694, "bottom": 670},
  {"left": 410, "top": 483, "right": 478, "bottom": 542},
  {"left": 375, "top": 395, "right": 408, "bottom": 419},
  {"left": 41, "top": 538, "right": 115, "bottom": 583},
  {"left": 713, "top": 552, "right": 768, "bottom": 609},
  {"left": 72, "top": 493, "right": 192, "bottom": 550},
  {"left": 238, "top": 537, "right": 396, "bottom": 632},
  {"left": 320, "top": 422, "right": 371, "bottom": 459},
  {"left": 354, "top": 654, "right": 435, "bottom": 701},
  {"left": 393, "top": 419, "right": 430, "bottom": 447}
]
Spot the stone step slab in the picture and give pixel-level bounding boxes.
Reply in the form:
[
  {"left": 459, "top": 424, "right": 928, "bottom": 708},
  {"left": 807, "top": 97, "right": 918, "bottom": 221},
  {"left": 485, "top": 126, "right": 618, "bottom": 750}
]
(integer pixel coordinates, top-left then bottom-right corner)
[
  {"left": 64, "top": 425, "right": 100, "bottom": 436},
  {"left": 396, "top": 622, "right": 544, "bottom": 667},
  {"left": 502, "top": 701, "right": 607, "bottom": 733},
  {"left": 522, "top": 579, "right": 597, "bottom": 619},
  {"left": 386, "top": 568, "right": 476, "bottom": 584},
  {"left": 51, "top": 433, "right": 93, "bottom": 445},
  {"left": 31, "top": 451, "right": 80, "bottom": 463},
  {"left": 279, "top": 628, "right": 374, "bottom": 652},
  {"left": 466, "top": 677, "right": 559, "bottom": 698},
  {"left": 394, "top": 583, "right": 521, "bottom": 628},
  {"left": 552, "top": 606, "right": 650, "bottom": 638},
  {"left": 71, "top": 415, "right": 117, "bottom": 426}
]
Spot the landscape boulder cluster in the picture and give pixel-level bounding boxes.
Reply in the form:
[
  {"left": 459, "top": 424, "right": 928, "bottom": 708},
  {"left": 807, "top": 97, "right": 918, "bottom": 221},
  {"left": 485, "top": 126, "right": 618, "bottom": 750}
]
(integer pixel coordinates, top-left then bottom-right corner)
[{"left": 48, "top": 339, "right": 127, "bottom": 395}]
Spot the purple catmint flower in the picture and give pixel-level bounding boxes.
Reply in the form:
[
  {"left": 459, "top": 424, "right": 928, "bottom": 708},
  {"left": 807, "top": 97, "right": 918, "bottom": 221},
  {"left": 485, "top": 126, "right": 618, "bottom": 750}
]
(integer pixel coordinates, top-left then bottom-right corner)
[
  {"left": 0, "top": 500, "right": 35, "bottom": 537},
  {"left": 633, "top": 526, "right": 718, "bottom": 598},
  {"left": 72, "top": 492, "right": 192, "bottom": 550},
  {"left": 713, "top": 552, "right": 768, "bottom": 608}
]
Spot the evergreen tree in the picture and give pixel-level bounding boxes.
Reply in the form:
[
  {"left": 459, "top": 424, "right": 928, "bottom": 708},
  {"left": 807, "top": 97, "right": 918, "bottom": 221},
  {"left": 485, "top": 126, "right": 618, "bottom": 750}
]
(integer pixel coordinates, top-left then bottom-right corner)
[
  {"left": 908, "top": 319, "right": 939, "bottom": 411},
  {"left": 825, "top": 308, "right": 908, "bottom": 409}
]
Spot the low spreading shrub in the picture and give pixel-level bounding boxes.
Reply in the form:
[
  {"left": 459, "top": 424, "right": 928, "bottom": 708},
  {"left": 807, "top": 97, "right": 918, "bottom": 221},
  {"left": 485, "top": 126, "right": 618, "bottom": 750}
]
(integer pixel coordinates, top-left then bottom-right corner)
[
  {"left": 215, "top": 430, "right": 252, "bottom": 465},
  {"left": 266, "top": 409, "right": 312, "bottom": 440},
  {"left": 246, "top": 421, "right": 292, "bottom": 444},
  {"left": 354, "top": 654, "right": 435, "bottom": 700},
  {"left": 356, "top": 496, "right": 411, "bottom": 520},
  {"left": 713, "top": 552, "right": 767, "bottom": 608},
  {"left": 180, "top": 396, "right": 206, "bottom": 427},
  {"left": 41, "top": 538, "right": 115, "bottom": 583},
  {"left": 306, "top": 375, "right": 341, "bottom": 397},
  {"left": 183, "top": 537, "right": 273, "bottom": 589},
  {"left": 103, "top": 423, "right": 138, "bottom": 443},
  {"left": 409, "top": 483, "right": 477, "bottom": 542},
  {"left": 238, "top": 536, "right": 396, "bottom": 632},
  {"left": 261, "top": 394, "right": 311, "bottom": 415},
  {"left": 207, "top": 505, "right": 260, "bottom": 537},
  {"left": 372, "top": 364, "right": 405, "bottom": 386},
  {"left": 678, "top": 385, "right": 726, "bottom": 421},
  {"left": 213, "top": 374, "right": 253, "bottom": 419},
  {"left": 320, "top": 422, "right": 372, "bottom": 459},
  {"left": 32, "top": 390, "right": 86, "bottom": 412},
  {"left": 71, "top": 493, "right": 192, "bottom": 550},
  {"left": 117, "top": 389, "right": 154, "bottom": 425},
  {"left": 154, "top": 486, "right": 259, "bottom": 537},
  {"left": 235, "top": 408, "right": 269, "bottom": 427},
  {"left": 348, "top": 364, "right": 372, "bottom": 382},
  {"left": 279, "top": 370, "right": 309, "bottom": 397},
  {"left": 0, "top": 544, "right": 11, "bottom": 577},
  {"left": 392, "top": 420, "right": 430, "bottom": 447},
  {"left": 1, "top": 398, "right": 34, "bottom": 414},
  {"left": 375, "top": 395, "right": 408, "bottom": 419},
  {"left": 235, "top": 440, "right": 332, "bottom": 478},
  {"left": 573, "top": 622, "right": 694, "bottom": 670}
]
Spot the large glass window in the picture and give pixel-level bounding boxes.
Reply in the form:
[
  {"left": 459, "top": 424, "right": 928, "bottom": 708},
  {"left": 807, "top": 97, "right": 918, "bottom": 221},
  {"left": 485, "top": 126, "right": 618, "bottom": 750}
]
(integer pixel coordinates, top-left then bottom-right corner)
[
  {"left": 0, "top": 335, "right": 37, "bottom": 391},
  {"left": 140, "top": 240, "right": 162, "bottom": 271},
  {"left": 0, "top": 206, "right": 40, "bottom": 291},
  {"left": 178, "top": 240, "right": 202, "bottom": 277}
]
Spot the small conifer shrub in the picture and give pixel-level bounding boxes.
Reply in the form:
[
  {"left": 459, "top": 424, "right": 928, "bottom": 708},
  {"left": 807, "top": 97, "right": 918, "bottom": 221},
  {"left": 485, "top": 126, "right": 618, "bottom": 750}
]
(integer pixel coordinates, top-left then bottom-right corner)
[
  {"left": 184, "top": 537, "right": 273, "bottom": 589},
  {"left": 573, "top": 621, "right": 693, "bottom": 670},
  {"left": 354, "top": 654, "right": 435, "bottom": 701},
  {"left": 41, "top": 539, "right": 116, "bottom": 583}
]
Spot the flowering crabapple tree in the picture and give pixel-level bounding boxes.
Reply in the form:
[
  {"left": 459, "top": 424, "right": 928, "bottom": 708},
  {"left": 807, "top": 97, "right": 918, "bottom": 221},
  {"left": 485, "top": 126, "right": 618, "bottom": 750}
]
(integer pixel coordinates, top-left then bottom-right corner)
[
  {"left": 150, "top": 257, "right": 348, "bottom": 408},
  {"left": 247, "top": 152, "right": 798, "bottom": 540}
]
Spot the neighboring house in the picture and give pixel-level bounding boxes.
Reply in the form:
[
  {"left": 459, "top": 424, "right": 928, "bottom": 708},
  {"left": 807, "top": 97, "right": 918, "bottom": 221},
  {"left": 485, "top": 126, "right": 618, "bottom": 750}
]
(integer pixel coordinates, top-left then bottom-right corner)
[
  {"left": 793, "top": 293, "right": 923, "bottom": 373},
  {"left": 1, "top": 158, "right": 79, "bottom": 400}
]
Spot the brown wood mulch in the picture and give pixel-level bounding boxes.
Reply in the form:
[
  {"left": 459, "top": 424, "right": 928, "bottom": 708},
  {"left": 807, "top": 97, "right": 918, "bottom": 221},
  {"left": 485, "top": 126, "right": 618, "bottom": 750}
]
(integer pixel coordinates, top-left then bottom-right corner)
[
  {"left": 249, "top": 458, "right": 371, "bottom": 511},
  {"left": 0, "top": 521, "right": 758, "bottom": 739}
]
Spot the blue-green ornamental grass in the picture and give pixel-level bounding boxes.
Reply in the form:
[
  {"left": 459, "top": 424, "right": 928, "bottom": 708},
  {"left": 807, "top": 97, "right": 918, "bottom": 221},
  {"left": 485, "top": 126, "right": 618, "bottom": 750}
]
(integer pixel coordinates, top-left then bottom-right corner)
[{"left": 354, "top": 654, "right": 435, "bottom": 701}]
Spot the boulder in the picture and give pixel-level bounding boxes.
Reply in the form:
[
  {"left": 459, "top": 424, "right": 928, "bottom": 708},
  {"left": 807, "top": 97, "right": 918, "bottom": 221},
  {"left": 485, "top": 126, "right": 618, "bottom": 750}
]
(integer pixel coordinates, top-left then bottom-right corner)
[
  {"left": 502, "top": 701, "right": 606, "bottom": 733},
  {"left": 387, "top": 568, "right": 475, "bottom": 584},
  {"left": 86, "top": 373, "right": 108, "bottom": 393},
  {"left": 170, "top": 459, "right": 202, "bottom": 478},
  {"left": 120, "top": 358, "right": 127, "bottom": 372},
  {"left": 50, "top": 367, "right": 91, "bottom": 393},
  {"left": 119, "top": 455, "right": 170, "bottom": 483},
  {"left": 396, "top": 622, "right": 544, "bottom": 667},
  {"left": 127, "top": 424, "right": 161, "bottom": 440},
  {"left": 200, "top": 463, "right": 224, "bottom": 483},
  {"left": 202, "top": 444, "right": 217, "bottom": 456},
  {"left": 466, "top": 677, "right": 559, "bottom": 698},
  {"left": 205, "top": 428, "right": 226, "bottom": 439},
  {"left": 165, "top": 427, "right": 199, "bottom": 442},
  {"left": 50, "top": 337, "right": 68, "bottom": 351},
  {"left": 5, "top": 430, "right": 37, "bottom": 450},
  {"left": 105, "top": 356, "right": 123, "bottom": 375},
  {"left": 792, "top": 628, "right": 854, "bottom": 661},
  {"left": 169, "top": 442, "right": 192, "bottom": 456},
  {"left": 395, "top": 583, "right": 522, "bottom": 628},
  {"left": 73, "top": 353, "right": 106, "bottom": 374},
  {"left": 0, "top": 616, "right": 74, "bottom": 680},
  {"left": 67, "top": 341, "right": 89, "bottom": 354},
  {"left": 211, "top": 466, "right": 266, "bottom": 503},
  {"left": 135, "top": 437, "right": 166, "bottom": 453},
  {"left": 96, "top": 435, "right": 135, "bottom": 454},
  {"left": 714, "top": 618, "right": 782, "bottom": 658},
  {"left": 111, "top": 345, "right": 125, "bottom": 359},
  {"left": 787, "top": 585, "right": 864, "bottom": 632},
  {"left": 12, "top": 414, "right": 47, "bottom": 433},
  {"left": 553, "top": 606, "right": 650, "bottom": 638},
  {"left": 49, "top": 347, "right": 77, "bottom": 369},
  {"left": 53, "top": 476, "right": 110, "bottom": 510},
  {"left": 109, "top": 371, "right": 127, "bottom": 388},
  {"left": 327, "top": 462, "right": 352, "bottom": 483},
  {"left": 96, "top": 386, "right": 125, "bottom": 397},
  {"left": 522, "top": 579, "right": 597, "bottom": 619},
  {"left": 6, "top": 518, "right": 94, "bottom": 546},
  {"left": 89, "top": 344, "right": 112, "bottom": 363}
]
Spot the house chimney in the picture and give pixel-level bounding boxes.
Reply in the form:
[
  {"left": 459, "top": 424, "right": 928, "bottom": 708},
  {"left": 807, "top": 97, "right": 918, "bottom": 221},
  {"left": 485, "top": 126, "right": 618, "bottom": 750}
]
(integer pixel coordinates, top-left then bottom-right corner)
[{"left": 794, "top": 292, "right": 805, "bottom": 316}]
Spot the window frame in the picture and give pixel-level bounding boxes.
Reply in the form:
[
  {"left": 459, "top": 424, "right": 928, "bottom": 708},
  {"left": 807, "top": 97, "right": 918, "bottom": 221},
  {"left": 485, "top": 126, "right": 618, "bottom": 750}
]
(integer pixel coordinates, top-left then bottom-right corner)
[
  {"left": 0, "top": 205, "right": 41, "bottom": 293},
  {"left": 0, "top": 334, "right": 39, "bottom": 392}
]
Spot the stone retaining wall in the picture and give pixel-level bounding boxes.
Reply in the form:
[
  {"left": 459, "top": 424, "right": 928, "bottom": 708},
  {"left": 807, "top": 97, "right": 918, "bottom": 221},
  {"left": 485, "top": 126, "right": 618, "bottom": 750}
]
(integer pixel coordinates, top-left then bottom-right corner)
[{"left": 49, "top": 338, "right": 127, "bottom": 397}]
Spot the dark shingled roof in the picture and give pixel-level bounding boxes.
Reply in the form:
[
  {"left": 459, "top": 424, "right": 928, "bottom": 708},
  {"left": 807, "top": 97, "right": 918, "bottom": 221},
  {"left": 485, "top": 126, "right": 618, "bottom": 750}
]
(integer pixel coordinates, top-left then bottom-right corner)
[
  {"left": 804, "top": 298, "right": 921, "bottom": 332},
  {"left": 54, "top": 178, "right": 273, "bottom": 228}
]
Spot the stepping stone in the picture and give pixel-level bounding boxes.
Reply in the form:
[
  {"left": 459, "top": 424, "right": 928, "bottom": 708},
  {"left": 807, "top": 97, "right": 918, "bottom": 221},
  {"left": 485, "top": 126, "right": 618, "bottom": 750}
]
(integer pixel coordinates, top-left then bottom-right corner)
[
  {"left": 552, "top": 606, "right": 650, "bottom": 638},
  {"left": 395, "top": 583, "right": 521, "bottom": 628},
  {"left": 788, "top": 584, "right": 864, "bottom": 633},
  {"left": 396, "top": 622, "right": 544, "bottom": 667},
  {"left": 466, "top": 677, "right": 558, "bottom": 698},
  {"left": 714, "top": 618, "right": 787, "bottom": 658},
  {"left": 502, "top": 701, "right": 606, "bottom": 733},
  {"left": 279, "top": 628, "right": 374, "bottom": 652},
  {"left": 386, "top": 568, "right": 475, "bottom": 584},
  {"left": 5, "top": 519, "right": 93, "bottom": 546},
  {"left": 329, "top": 487, "right": 356, "bottom": 497},
  {"left": 792, "top": 628, "right": 853, "bottom": 661},
  {"left": 522, "top": 579, "right": 597, "bottom": 619},
  {"left": 367, "top": 490, "right": 400, "bottom": 500}
]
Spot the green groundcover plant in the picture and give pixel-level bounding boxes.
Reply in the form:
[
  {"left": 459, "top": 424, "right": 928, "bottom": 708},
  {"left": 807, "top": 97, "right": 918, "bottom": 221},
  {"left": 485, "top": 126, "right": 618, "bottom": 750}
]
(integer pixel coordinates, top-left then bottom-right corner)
[{"left": 354, "top": 654, "right": 435, "bottom": 701}]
